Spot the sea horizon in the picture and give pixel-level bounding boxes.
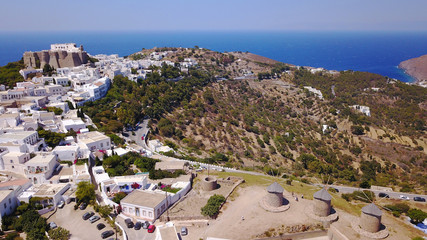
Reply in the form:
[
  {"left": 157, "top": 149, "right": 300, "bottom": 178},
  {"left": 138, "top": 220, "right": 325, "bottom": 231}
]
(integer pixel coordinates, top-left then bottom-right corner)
[{"left": 1, "top": 30, "right": 427, "bottom": 83}]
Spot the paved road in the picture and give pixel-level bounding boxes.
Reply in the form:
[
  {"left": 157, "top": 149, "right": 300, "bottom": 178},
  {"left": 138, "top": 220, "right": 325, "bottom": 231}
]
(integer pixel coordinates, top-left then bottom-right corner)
[
  {"left": 126, "top": 119, "right": 427, "bottom": 202},
  {"left": 123, "top": 119, "right": 150, "bottom": 149},
  {"left": 44, "top": 203, "right": 122, "bottom": 240},
  {"left": 116, "top": 215, "right": 155, "bottom": 240},
  {"left": 324, "top": 184, "right": 427, "bottom": 201}
]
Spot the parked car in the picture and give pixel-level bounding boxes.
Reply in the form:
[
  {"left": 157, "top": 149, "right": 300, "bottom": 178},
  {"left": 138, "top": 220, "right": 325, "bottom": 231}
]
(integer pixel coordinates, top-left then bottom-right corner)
[
  {"left": 97, "top": 223, "right": 106, "bottom": 230},
  {"left": 49, "top": 222, "right": 57, "bottom": 229},
  {"left": 89, "top": 215, "right": 101, "bottom": 223},
  {"left": 101, "top": 230, "right": 114, "bottom": 239},
  {"left": 79, "top": 202, "right": 87, "bottom": 210},
  {"left": 379, "top": 192, "right": 390, "bottom": 198},
  {"left": 82, "top": 211, "right": 94, "bottom": 220},
  {"left": 134, "top": 221, "right": 142, "bottom": 230},
  {"left": 414, "top": 197, "right": 426, "bottom": 202},
  {"left": 58, "top": 201, "right": 65, "bottom": 209},
  {"left": 399, "top": 195, "right": 410, "bottom": 200},
  {"left": 124, "top": 218, "right": 134, "bottom": 228},
  {"left": 148, "top": 224, "right": 156, "bottom": 233},
  {"left": 181, "top": 226, "right": 188, "bottom": 236},
  {"left": 142, "top": 221, "right": 150, "bottom": 229}
]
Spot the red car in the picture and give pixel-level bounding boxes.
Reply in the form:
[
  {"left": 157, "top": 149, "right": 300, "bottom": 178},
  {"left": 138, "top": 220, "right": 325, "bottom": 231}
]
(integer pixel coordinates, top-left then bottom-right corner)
[
  {"left": 141, "top": 136, "right": 144, "bottom": 140},
  {"left": 147, "top": 224, "right": 155, "bottom": 233}
]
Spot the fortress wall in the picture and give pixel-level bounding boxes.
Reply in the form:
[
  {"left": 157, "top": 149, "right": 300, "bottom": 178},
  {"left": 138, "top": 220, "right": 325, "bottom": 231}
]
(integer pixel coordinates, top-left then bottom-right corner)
[{"left": 23, "top": 49, "right": 88, "bottom": 69}]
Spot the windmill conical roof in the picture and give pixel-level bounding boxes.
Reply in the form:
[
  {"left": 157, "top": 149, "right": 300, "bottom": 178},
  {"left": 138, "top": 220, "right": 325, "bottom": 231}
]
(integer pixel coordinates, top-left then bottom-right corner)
[
  {"left": 313, "top": 188, "right": 332, "bottom": 201},
  {"left": 362, "top": 203, "right": 382, "bottom": 217},
  {"left": 267, "top": 182, "right": 284, "bottom": 193}
]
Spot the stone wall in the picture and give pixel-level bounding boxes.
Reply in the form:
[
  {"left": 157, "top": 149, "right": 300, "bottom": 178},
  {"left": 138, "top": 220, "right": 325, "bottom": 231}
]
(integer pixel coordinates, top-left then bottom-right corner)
[
  {"left": 360, "top": 212, "right": 381, "bottom": 233},
  {"left": 201, "top": 176, "right": 217, "bottom": 191},
  {"left": 313, "top": 198, "right": 331, "bottom": 217},
  {"left": 265, "top": 192, "right": 283, "bottom": 208},
  {"left": 23, "top": 49, "right": 88, "bottom": 69}
]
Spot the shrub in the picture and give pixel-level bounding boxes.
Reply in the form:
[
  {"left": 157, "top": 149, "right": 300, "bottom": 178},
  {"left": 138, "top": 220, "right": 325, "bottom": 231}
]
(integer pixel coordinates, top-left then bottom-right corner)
[
  {"left": 201, "top": 194, "right": 226, "bottom": 218},
  {"left": 407, "top": 208, "right": 427, "bottom": 224},
  {"left": 359, "top": 181, "right": 371, "bottom": 189},
  {"left": 351, "top": 125, "right": 364, "bottom": 135},
  {"left": 384, "top": 203, "right": 409, "bottom": 217}
]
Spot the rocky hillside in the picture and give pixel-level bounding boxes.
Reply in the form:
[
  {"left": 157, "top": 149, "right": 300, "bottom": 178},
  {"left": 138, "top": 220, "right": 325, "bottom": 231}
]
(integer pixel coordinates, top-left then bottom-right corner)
[
  {"left": 80, "top": 47, "right": 426, "bottom": 193},
  {"left": 399, "top": 54, "right": 427, "bottom": 87},
  {"left": 146, "top": 48, "right": 426, "bottom": 193}
]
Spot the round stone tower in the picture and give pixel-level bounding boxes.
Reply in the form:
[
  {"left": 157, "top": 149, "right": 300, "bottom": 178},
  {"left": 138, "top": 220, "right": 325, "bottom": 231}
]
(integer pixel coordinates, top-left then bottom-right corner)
[
  {"left": 202, "top": 176, "right": 217, "bottom": 191},
  {"left": 313, "top": 188, "right": 332, "bottom": 217},
  {"left": 360, "top": 203, "right": 382, "bottom": 233},
  {"left": 266, "top": 182, "right": 284, "bottom": 207}
]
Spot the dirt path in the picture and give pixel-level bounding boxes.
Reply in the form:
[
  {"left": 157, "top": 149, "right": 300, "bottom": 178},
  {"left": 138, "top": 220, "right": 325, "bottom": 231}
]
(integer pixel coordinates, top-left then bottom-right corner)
[{"left": 203, "top": 186, "right": 318, "bottom": 239}]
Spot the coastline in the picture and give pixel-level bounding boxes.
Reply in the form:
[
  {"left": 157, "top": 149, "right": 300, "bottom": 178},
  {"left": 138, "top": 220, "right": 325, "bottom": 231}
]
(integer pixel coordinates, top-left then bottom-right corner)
[{"left": 398, "top": 54, "right": 427, "bottom": 88}]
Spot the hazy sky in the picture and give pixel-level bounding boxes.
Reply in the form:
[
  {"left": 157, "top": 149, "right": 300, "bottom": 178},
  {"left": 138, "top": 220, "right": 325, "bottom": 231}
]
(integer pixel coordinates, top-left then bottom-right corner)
[{"left": 1, "top": 0, "right": 427, "bottom": 32}]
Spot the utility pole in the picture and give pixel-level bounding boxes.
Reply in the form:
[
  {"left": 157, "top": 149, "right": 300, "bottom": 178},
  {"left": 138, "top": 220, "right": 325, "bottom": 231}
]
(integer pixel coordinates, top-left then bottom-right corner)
[{"left": 165, "top": 191, "right": 170, "bottom": 221}]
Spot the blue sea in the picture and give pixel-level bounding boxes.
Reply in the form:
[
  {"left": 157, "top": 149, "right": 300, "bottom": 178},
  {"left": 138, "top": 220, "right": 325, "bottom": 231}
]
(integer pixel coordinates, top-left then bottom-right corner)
[{"left": 1, "top": 31, "right": 427, "bottom": 82}]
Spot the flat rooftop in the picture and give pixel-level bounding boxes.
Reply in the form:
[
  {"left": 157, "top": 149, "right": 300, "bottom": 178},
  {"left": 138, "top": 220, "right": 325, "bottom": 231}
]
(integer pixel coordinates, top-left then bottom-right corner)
[
  {"left": 155, "top": 161, "right": 185, "bottom": 170},
  {"left": 53, "top": 145, "right": 79, "bottom": 151},
  {"left": 0, "top": 113, "right": 19, "bottom": 119},
  {"left": 78, "top": 131, "right": 109, "bottom": 143},
  {"left": 26, "top": 154, "right": 55, "bottom": 164},
  {"left": 159, "top": 226, "right": 178, "bottom": 240},
  {"left": 34, "top": 183, "right": 69, "bottom": 196},
  {"left": 0, "top": 190, "right": 14, "bottom": 202},
  {"left": 121, "top": 190, "right": 165, "bottom": 208},
  {"left": 4, "top": 152, "right": 26, "bottom": 157},
  {"left": 0, "top": 131, "right": 36, "bottom": 140}
]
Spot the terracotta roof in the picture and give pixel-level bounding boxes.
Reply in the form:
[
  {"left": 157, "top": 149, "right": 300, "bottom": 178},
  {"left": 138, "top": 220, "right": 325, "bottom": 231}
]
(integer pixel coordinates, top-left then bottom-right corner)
[
  {"left": 313, "top": 188, "right": 332, "bottom": 201},
  {"left": 362, "top": 203, "right": 382, "bottom": 217},
  {"left": 266, "top": 182, "right": 284, "bottom": 193}
]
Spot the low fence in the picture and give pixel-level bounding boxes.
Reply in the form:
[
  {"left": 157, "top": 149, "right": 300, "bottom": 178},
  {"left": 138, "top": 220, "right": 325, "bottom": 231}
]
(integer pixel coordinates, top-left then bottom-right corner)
[
  {"left": 38, "top": 206, "right": 55, "bottom": 215},
  {"left": 114, "top": 221, "right": 127, "bottom": 240},
  {"left": 159, "top": 215, "right": 209, "bottom": 222},
  {"left": 255, "top": 230, "right": 328, "bottom": 240}
]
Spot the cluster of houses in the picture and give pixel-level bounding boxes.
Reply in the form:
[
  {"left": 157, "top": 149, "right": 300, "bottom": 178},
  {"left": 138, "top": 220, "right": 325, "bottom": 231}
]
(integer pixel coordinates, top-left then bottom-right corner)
[
  {"left": 92, "top": 164, "right": 191, "bottom": 222},
  {"left": 0, "top": 109, "right": 114, "bottom": 220},
  {"left": 0, "top": 44, "right": 197, "bottom": 226}
]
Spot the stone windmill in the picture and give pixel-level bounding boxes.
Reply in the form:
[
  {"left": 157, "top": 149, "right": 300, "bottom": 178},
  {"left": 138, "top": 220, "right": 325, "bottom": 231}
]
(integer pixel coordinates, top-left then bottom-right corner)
[
  {"left": 313, "top": 188, "right": 332, "bottom": 217},
  {"left": 351, "top": 191, "right": 389, "bottom": 239},
  {"left": 266, "top": 182, "right": 284, "bottom": 207},
  {"left": 360, "top": 203, "right": 383, "bottom": 233}
]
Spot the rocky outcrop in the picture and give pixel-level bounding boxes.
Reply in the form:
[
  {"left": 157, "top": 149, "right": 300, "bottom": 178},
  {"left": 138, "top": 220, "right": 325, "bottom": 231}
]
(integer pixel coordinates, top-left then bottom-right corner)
[
  {"left": 399, "top": 54, "right": 427, "bottom": 87},
  {"left": 23, "top": 47, "right": 88, "bottom": 69}
]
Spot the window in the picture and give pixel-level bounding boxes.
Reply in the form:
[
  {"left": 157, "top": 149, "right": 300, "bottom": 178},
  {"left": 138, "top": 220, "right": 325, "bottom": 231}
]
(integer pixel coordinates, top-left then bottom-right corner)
[
  {"left": 8, "top": 199, "right": 10, "bottom": 204},
  {"left": 3, "top": 203, "right": 6, "bottom": 209}
]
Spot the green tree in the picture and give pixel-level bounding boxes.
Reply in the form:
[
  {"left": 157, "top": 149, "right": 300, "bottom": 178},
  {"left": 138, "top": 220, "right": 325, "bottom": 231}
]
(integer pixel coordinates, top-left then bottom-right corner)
[
  {"left": 201, "top": 194, "right": 225, "bottom": 218},
  {"left": 351, "top": 125, "right": 364, "bottom": 135},
  {"left": 48, "top": 227, "right": 70, "bottom": 240},
  {"left": 37, "top": 127, "right": 65, "bottom": 148},
  {"left": 112, "top": 192, "right": 127, "bottom": 204},
  {"left": 76, "top": 181, "right": 95, "bottom": 204},
  {"left": 407, "top": 208, "right": 427, "bottom": 224},
  {"left": 43, "top": 63, "right": 54, "bottom": 76},
  {"left": 98, "top": 205, "right": 113, "bottom": 218},
  {"left": 65, "top": 100, "right": 75, "bottom": 110}
]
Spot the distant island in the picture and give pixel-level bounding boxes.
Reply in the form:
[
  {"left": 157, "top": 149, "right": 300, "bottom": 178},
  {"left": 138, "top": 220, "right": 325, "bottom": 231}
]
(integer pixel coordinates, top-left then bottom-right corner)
[{"left": 399, "top": 54, "right": 427, "bottom": 87}]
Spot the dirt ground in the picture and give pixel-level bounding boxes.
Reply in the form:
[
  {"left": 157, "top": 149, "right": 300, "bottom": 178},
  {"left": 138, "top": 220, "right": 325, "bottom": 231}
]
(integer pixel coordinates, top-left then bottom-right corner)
[
  {"left": 168, "top": 174, "right": 236, "bottom": 218},
  {"left": 164, "top": 182, "right": 426, "bottom": 240},
  {"left": 203, "top": 186, "right": 319, "bottom": 239}
]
